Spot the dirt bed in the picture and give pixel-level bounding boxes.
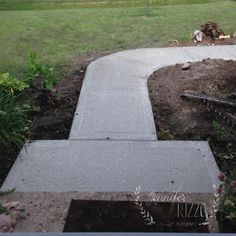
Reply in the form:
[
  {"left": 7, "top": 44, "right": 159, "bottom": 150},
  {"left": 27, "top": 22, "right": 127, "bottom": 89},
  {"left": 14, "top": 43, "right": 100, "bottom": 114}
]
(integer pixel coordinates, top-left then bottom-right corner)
[
  {"left": 148, "top": 59, "right": 236, "bottom": 171},
  {"left": 29, "top": 51, "right": 115, "bottom": 139}
]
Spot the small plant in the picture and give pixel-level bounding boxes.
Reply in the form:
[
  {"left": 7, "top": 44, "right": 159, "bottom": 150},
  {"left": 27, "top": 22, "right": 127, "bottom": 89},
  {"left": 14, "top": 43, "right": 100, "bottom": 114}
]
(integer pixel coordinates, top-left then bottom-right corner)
[
  {"left": 217, "top": 171, "right": 236, "bottom": 231},
  {"left": 0, "top": 94, "right": 29, "bottom": 150},
  {"left": 212, "top": 120, "right": 229, "bottom": 141},
  {"left": 0, "top": 73, "right": 29, "bottom": 94},
  {"left": 26, "top": 51, "right": 55, "bottom": 90},
  {"left": 41, "top": 64, "right": 54, "bottom": 90}
]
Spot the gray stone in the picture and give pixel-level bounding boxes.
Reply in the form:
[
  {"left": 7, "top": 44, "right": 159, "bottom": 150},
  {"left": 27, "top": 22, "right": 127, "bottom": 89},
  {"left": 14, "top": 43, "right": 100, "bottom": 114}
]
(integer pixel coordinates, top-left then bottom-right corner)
[
  {"left": 1, "top": 140, "right": 220, "bottom": 193},
  {"left": 182, "top": 62, "right": 191, "bottom": 70},
  {"left": 193, "top": 30, "right": 204, "bottom": 43}
]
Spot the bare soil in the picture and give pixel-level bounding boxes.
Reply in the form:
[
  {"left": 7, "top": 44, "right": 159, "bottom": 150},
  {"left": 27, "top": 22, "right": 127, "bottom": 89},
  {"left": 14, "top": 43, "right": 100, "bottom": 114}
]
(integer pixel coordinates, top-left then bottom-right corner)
[
  {"left": 29, "top": 51, "right": 116, "bottom": 139},
  {"left": 148, "top": 59, "right": 236, "bottom": 171}
]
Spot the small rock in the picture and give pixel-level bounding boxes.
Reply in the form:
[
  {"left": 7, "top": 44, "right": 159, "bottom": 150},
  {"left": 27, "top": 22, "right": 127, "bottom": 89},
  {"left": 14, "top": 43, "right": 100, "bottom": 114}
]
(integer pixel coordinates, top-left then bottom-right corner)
[
  {"left": 193, "top": 30, "right": 204, "bottom": 43},
  {"left": 182, "top": 63, "right": 191, "bottom": 70},
  {"left": 2, "top": 202, "right": 20, "bottom": 212},
  {"left": 233, "top": 31, "right": 236, "bottom": 38},
  {"left": 0, "top": 214, "right": 13, "bottom": 232}
]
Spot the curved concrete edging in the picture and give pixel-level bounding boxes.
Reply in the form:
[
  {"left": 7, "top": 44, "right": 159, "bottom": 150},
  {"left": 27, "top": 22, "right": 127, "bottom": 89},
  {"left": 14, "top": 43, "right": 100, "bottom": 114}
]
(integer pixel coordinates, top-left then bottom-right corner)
[{"left": 69, "top": 45, "right": 236, "bottom": 141}]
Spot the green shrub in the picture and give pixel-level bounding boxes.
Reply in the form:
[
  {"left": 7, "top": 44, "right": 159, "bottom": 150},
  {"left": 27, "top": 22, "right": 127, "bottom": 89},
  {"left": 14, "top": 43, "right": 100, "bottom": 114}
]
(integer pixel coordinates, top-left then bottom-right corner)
[
  {"left": 0, "top": 94, "right": 29, "bottom": 150},
  {"left": 217, "top": 171, "right": 236, "bottom": 230},
  {"left": 0, "top": 72, "right": 29, "bottom": 94},
  {"left": 26, "top": 51, "right": 55, "bottom": 90}
]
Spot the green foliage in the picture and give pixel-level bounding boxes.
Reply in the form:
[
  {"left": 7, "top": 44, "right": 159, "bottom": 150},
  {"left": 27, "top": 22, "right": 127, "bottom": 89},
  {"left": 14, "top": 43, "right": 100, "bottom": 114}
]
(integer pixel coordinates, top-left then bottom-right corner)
[
  {"left": 26, "top": 52, "right": 55, "bottom": 90},
  {"left": 212, "top": 120, "right": 229, "bottom": 141},
  {"left": 210, "top": 121, "right": 235, "bottom": 169},
  {"left": 0, "top": 94, "right": 29, "bottom": 150},
  {"left": 0, "top": 72, "right": 29, "bottom": 94},
  {"left": 217, "top": 171, "right": 236, "bottom": 226},
  {"left": 42, "top": 65, "right": 54, "bottom": 91},
  {"left": 0, "top": 0, "right": 222, "bottom": 10},
  {"left": 27, "top": 51, "right": 39, "bottom": 84},
  {"left": 0, "top": 188, "right": 15, "bottom": 197}
]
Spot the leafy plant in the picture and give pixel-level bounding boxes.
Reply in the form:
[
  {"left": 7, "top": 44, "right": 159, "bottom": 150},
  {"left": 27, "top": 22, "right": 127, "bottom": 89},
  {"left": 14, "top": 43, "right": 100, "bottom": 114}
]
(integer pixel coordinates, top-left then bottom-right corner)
[
  {"left": 212, "top": 120, "right": 229, "bottom": 141},
  {"left": 0, "top": 72, "right": 29, "bottom": 94},
  {"left": 0, "top": 94, "right": 29, "bottom": 150},
  {"left": 217, "top": 171, "right": 236, "bottom": 230},
  {"left": 41, "top": 64, "right": 54, "bottom": 90},
  {"left": 26, "top": 51, "right": 55, "bottom": 90}
]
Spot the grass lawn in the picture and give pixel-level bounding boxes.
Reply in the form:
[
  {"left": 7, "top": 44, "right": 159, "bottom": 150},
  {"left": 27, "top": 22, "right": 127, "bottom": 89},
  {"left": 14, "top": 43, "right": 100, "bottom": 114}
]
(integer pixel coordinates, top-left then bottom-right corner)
[
  {"left": 0, "top": 0, "right": 220, "bottom": 10},
  {"left": 0, "top": 0, "right": 235, "bottom": 79}
]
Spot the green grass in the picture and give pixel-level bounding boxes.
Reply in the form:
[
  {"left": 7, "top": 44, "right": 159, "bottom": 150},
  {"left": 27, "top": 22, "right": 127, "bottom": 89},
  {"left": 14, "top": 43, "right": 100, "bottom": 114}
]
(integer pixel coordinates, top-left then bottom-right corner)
[
  {"left": 0, "top": 0, "right": 220, "bottom": 10},
  {"left": 0, "top": 0, "right": 235, "bottom": 80}
]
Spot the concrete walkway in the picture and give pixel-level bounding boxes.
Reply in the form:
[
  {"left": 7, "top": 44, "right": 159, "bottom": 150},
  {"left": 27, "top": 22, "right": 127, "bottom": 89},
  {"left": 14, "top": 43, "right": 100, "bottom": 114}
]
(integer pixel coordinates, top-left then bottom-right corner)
[
  {"left": 69, "top": 46, "right": 236, "bottom": 140},
  {"left": 2, "top": 140, "right": 218, "bottom": 193},
  {"left": 2, "top": 45, "right": 236, "bottom": 194}
]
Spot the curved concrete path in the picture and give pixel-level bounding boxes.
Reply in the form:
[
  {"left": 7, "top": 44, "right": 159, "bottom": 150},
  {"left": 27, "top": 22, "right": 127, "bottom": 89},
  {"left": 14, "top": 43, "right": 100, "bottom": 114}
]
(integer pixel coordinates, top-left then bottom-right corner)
[
  {"left": 69, "top": 45, "right": 236, "bottom": 141},
  {"left": 2, "top": 45, "right": 236, "bottom": 193}
]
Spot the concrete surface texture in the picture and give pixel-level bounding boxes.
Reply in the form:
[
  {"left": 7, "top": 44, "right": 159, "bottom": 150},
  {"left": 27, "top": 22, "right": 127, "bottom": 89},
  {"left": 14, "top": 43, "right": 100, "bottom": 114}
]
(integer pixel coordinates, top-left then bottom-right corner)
[
  {"left": 1, "top": 140, "right": 220, "bottom": 193},
  {"left": 69, "top": 45, "right": 236, "bottom": 140}
]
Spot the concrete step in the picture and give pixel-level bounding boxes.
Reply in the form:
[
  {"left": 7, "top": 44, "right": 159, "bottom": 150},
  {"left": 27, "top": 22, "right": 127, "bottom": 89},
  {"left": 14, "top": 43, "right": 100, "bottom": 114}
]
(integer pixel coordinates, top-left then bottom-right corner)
[{"left": 1, "top": 140, "right": 220, "bottom": 193}]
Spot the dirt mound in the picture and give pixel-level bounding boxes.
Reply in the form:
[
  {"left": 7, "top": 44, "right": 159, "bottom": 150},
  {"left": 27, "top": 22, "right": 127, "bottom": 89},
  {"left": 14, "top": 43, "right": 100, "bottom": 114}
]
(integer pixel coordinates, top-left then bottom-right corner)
[
  {"left": 148, "top": 59, "right": 236, "bottom": 169},
  {"left": 200, "top": 21, "right": 225, "bottom": 38}
]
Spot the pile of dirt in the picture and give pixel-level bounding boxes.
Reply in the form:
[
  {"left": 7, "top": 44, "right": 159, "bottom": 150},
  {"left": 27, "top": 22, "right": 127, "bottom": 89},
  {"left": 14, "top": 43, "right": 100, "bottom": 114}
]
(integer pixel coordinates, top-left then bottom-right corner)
[
  {"left": 170, "top": 21, "right": 236, "bottom": 46},
  {"left": 148, "top": 59, "right": 236, "bottom": 169},
  {"left": 200, "top": 21, "right": 225, "bottom": 38}
]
